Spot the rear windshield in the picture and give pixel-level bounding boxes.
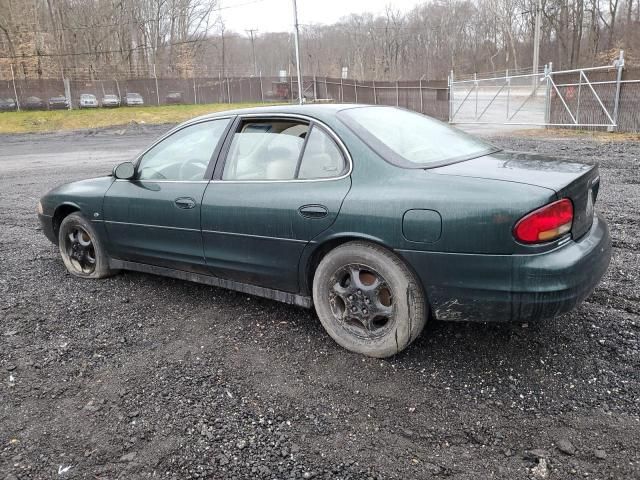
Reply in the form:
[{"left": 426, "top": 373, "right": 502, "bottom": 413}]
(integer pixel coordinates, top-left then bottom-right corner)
[{"left": 338, "top": 106, "right": 499, "bottom": 168}]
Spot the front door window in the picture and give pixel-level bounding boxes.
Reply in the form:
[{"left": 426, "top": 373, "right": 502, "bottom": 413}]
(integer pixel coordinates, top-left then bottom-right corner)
[{"left": 138, "top": 120, "right": 229, "bottom": 181}]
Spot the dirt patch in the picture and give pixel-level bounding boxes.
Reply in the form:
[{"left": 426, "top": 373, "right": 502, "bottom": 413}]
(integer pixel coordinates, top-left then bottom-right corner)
[{"left": 0, "top": 130, "right": 639, "bottom": 479}]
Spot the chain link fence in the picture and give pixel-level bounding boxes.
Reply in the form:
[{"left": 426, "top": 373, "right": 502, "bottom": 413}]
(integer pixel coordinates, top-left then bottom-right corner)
[
  {"left": 0, "top": 70, "right": 450, "bottom": 121},
  {"left": 1, "top": 64, "right": 639, "bottom": 131}
]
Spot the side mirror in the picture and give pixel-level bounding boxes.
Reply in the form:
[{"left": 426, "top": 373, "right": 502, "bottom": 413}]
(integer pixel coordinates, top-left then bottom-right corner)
[{"left": 113, "top": 162, "right": 135, "bottom": 180}]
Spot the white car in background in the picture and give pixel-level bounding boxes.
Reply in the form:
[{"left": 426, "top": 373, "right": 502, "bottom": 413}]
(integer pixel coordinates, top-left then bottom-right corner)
[
  {"left": 101, "top": 94, "right": 121, "bottom": 108},
  {"left": 123, "top": 92, "right": 144, "bottom": 106},
  {"left": 79, "top": 94, "right": 98, "bottom": 108}
]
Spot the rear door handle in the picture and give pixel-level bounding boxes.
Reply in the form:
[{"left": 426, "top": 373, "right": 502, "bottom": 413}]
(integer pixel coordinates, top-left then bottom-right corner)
[
  {"left": 174, "top": 197, "right": 196, "bottom": 209},
  {"left": 298, "top": 204, "right": 328, "bottom": 219}
]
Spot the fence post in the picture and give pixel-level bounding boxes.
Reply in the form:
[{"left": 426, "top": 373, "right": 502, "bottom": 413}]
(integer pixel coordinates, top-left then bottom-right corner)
[
  {"left": 313, "top": 74, "right": 317, "bottom": 102},
  {"left": 153, "top": 65, "right": 160, "bottom": 105},
  {"left": 610, "top": 49, "right": 625, "bottom": 132},
  {"left": 506, "top": 70, "right": 510, "bottom": 120},
  {"left": 448, "top": 70, "right": 454, "bottom": 123},
  {"left": 10, "top": 64, "right": 20, "bottom": 111},
  {"left": 474, "top": 72, "right": 478, "bottom": 119},
  {"left": 354, "top": 79, "right": 358, "bottom": 104},
  {"left": 340, "top": 77, "right": 344, "bottom": 103},
  {"left": 193, "top": 78, "right": 197, "bottom": 104},
  {"left": 63, "top": 77, "right": 72, "bottom": 110},
  {"left": 396, "top": 80, "right": 399, "bottom": 106},
  {"left": 290, "top": 74, "right": 294, "bottom": 103},
  {"left": 373, "top": 80, "right": 377, "bottom": 105},
  {"left": 419, "top": 76, "right": 424, "bottom": 113},
  {"left": 227, "top": 77, "right": 231, "bottom": 103},
  {"left": 115, "top": 79, "right": 121, "bottom": 101},
  {"left": 544, "top": 62, "right": 552, "bottom": 124},
  {"left": 259, "top": 71, "right": 264, "bottom": 103}
]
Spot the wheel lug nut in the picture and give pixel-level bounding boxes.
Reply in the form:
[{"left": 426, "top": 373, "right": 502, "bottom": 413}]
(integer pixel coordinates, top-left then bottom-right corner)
[
  {"left": 362, "top": 309, "right": 368, "bottom": 314},
  {"left": 351, "top": 307, "right": 357, "bottom": 312},
  {"left": 348, "top": 295, "right": 353, "bottom": 300}
]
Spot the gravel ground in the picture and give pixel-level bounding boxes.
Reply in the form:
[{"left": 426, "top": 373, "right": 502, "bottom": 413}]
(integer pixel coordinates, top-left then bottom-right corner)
[{"left": 0, "top": 125, "right": 639, "bottom": 480}]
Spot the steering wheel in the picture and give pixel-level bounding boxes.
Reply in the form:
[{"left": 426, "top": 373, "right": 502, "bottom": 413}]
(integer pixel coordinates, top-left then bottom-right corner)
[{"left": 178, "top": 158, "right": 207, "bottom": 181}]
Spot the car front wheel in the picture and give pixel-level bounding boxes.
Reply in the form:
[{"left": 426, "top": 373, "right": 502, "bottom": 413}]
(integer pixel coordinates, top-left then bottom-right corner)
[
  {"left": 313, "top": 241, "right": 427, "bottom": 358},
  {"left": 58, "top": 213, "right": 116, "bottom": 279}
]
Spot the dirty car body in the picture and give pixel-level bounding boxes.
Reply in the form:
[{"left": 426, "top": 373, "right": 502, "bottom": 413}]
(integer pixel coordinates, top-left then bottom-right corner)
[{"left": 38, "top": 105, "right": 611, "bottom": 347}]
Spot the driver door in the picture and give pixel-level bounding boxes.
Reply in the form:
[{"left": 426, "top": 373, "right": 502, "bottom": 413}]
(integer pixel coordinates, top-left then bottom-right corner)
[{"left": 103, "top": 118, "right": 232, "bottom": 272}]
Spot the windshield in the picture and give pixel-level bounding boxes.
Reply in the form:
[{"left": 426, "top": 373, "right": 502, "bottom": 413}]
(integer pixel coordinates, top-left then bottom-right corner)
[{"left": 338, "top": 106, "right": 499, "bottom": 168}]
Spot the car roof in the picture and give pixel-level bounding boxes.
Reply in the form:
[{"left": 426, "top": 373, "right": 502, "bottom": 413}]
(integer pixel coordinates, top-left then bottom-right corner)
[{"left": 188, "top": 103, "right": 375, "bottom": 124}]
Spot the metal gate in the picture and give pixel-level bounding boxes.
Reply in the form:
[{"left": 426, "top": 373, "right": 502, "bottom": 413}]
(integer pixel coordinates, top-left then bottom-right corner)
[{"left": 449, "top": 51, "right": 625, "bottom": 129}]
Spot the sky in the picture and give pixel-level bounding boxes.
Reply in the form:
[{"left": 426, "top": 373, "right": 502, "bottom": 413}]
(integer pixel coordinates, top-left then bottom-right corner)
[{"left": 219, "top": 0, "right": 422, "bottom": 33}]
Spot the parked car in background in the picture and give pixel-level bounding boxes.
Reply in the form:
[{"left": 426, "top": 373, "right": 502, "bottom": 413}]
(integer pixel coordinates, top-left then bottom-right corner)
[
  {"left": 48, "top": 95, "right": 70, "bottom": 110},
  {"left": 23, "top": 96, "right": 46, "bottom": 110},
  {"left": 79, "top": 93, "right": 98, "bottom": 108},
  {"left": 36, "top": 104, "right": 611, "bottom": 358},
  {"left": 0, "top": 97, "right": 17, "bottom": 112},
  {"left": 166, "top": 92, "right": 183, "bottom": 104},
  {"left": 123, "top": 92, "right": 144, "bottom": 106},
  {"left": 101, "top": 94, "right": 120, "bottom": 108}
]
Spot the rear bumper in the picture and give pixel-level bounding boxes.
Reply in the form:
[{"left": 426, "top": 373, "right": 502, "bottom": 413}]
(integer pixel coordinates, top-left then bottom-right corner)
[{"left": 398, "top": 214, "right": 611, "bottom": 322}]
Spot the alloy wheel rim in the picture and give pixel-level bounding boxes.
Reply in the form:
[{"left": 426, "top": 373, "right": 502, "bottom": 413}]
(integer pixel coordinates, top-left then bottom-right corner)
[
  {"left": 64, "top": 226, "right": 96, "bottom": 274},
  {"left": 328, "top": 263, "right": 395, "bottom": 339}
]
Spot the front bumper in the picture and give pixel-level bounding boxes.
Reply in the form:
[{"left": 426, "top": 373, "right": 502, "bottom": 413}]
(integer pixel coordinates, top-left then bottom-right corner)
[{"left": 398, "top": 214, "right": 612, "bottom": 322}]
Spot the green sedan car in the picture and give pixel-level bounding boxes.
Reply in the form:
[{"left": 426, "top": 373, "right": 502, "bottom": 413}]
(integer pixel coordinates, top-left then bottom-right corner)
[{"left": 37, "top": 105, "right": 611, "bottom": 357}]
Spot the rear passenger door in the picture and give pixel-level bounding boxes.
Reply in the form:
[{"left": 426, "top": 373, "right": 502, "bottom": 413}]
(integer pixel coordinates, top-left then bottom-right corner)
[{"left": 201, "top": 115, "right": 352, "bottom": 292}]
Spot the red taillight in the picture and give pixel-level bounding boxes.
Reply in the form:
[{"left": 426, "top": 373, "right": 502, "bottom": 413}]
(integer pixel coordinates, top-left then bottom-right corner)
[{"left": 514, "top": 198, "right": 573, "bottom": 244}]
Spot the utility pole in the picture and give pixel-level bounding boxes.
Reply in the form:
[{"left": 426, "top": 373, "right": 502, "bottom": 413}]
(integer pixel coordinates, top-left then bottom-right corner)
[
  {"left": 532, "top": 0, "right": 542, "bottom": 85},
  {"left": 220, "top": 21, "right": 226, "bottom": 79},
  {"left": 292, "top": 0, "right": 303, "bottom": 105},
  {"left": 246, "top": 29, "right": 259, "bottom": 76}
]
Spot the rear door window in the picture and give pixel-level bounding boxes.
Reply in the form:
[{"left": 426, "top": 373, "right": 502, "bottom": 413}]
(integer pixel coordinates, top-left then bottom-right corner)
[
  {"left": 222, "top": 119, "right": 346, "bottom": 181},
  {"left": 222, "top": 120, "right": 309, "bottom": 180},
  {"left": 297, "top": 127, "right": 346, "bottom": 179}
]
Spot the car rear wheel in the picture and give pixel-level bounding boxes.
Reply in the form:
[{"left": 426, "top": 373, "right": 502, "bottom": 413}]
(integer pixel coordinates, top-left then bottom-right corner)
[
  {"left": 58, "top": 213, "right": 116, "bottom": 279},
  {"left": 313, "top": 241, "right": 427, "bottom": 358}
]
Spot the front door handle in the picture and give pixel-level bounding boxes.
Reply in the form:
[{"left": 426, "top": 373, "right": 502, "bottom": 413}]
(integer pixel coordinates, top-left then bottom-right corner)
[
  {"left": 174, "top": 197, "right": 196, "bottom": 209},
  {"left": 299, "top": 204, "right": 328, "bottom": 219}
]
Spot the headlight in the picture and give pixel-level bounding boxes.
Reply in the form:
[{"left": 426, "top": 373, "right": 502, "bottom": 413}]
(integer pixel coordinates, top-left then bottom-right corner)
[{"left": 37, "top": 201, "right": 43, "bottom": 215}]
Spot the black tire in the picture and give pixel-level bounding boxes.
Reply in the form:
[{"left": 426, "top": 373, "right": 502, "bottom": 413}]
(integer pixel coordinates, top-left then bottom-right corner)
[
  {"left": 58, "top": 212, "right": 117, "bottom": 279},
  {"left": 313, "top": 241, "right": 427, "bottom": 358}
]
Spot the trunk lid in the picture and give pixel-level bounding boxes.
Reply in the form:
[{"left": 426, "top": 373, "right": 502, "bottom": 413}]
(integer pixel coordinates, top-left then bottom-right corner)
[{"left": 432, "top": 151, "right": 600, "bottom": 240}]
